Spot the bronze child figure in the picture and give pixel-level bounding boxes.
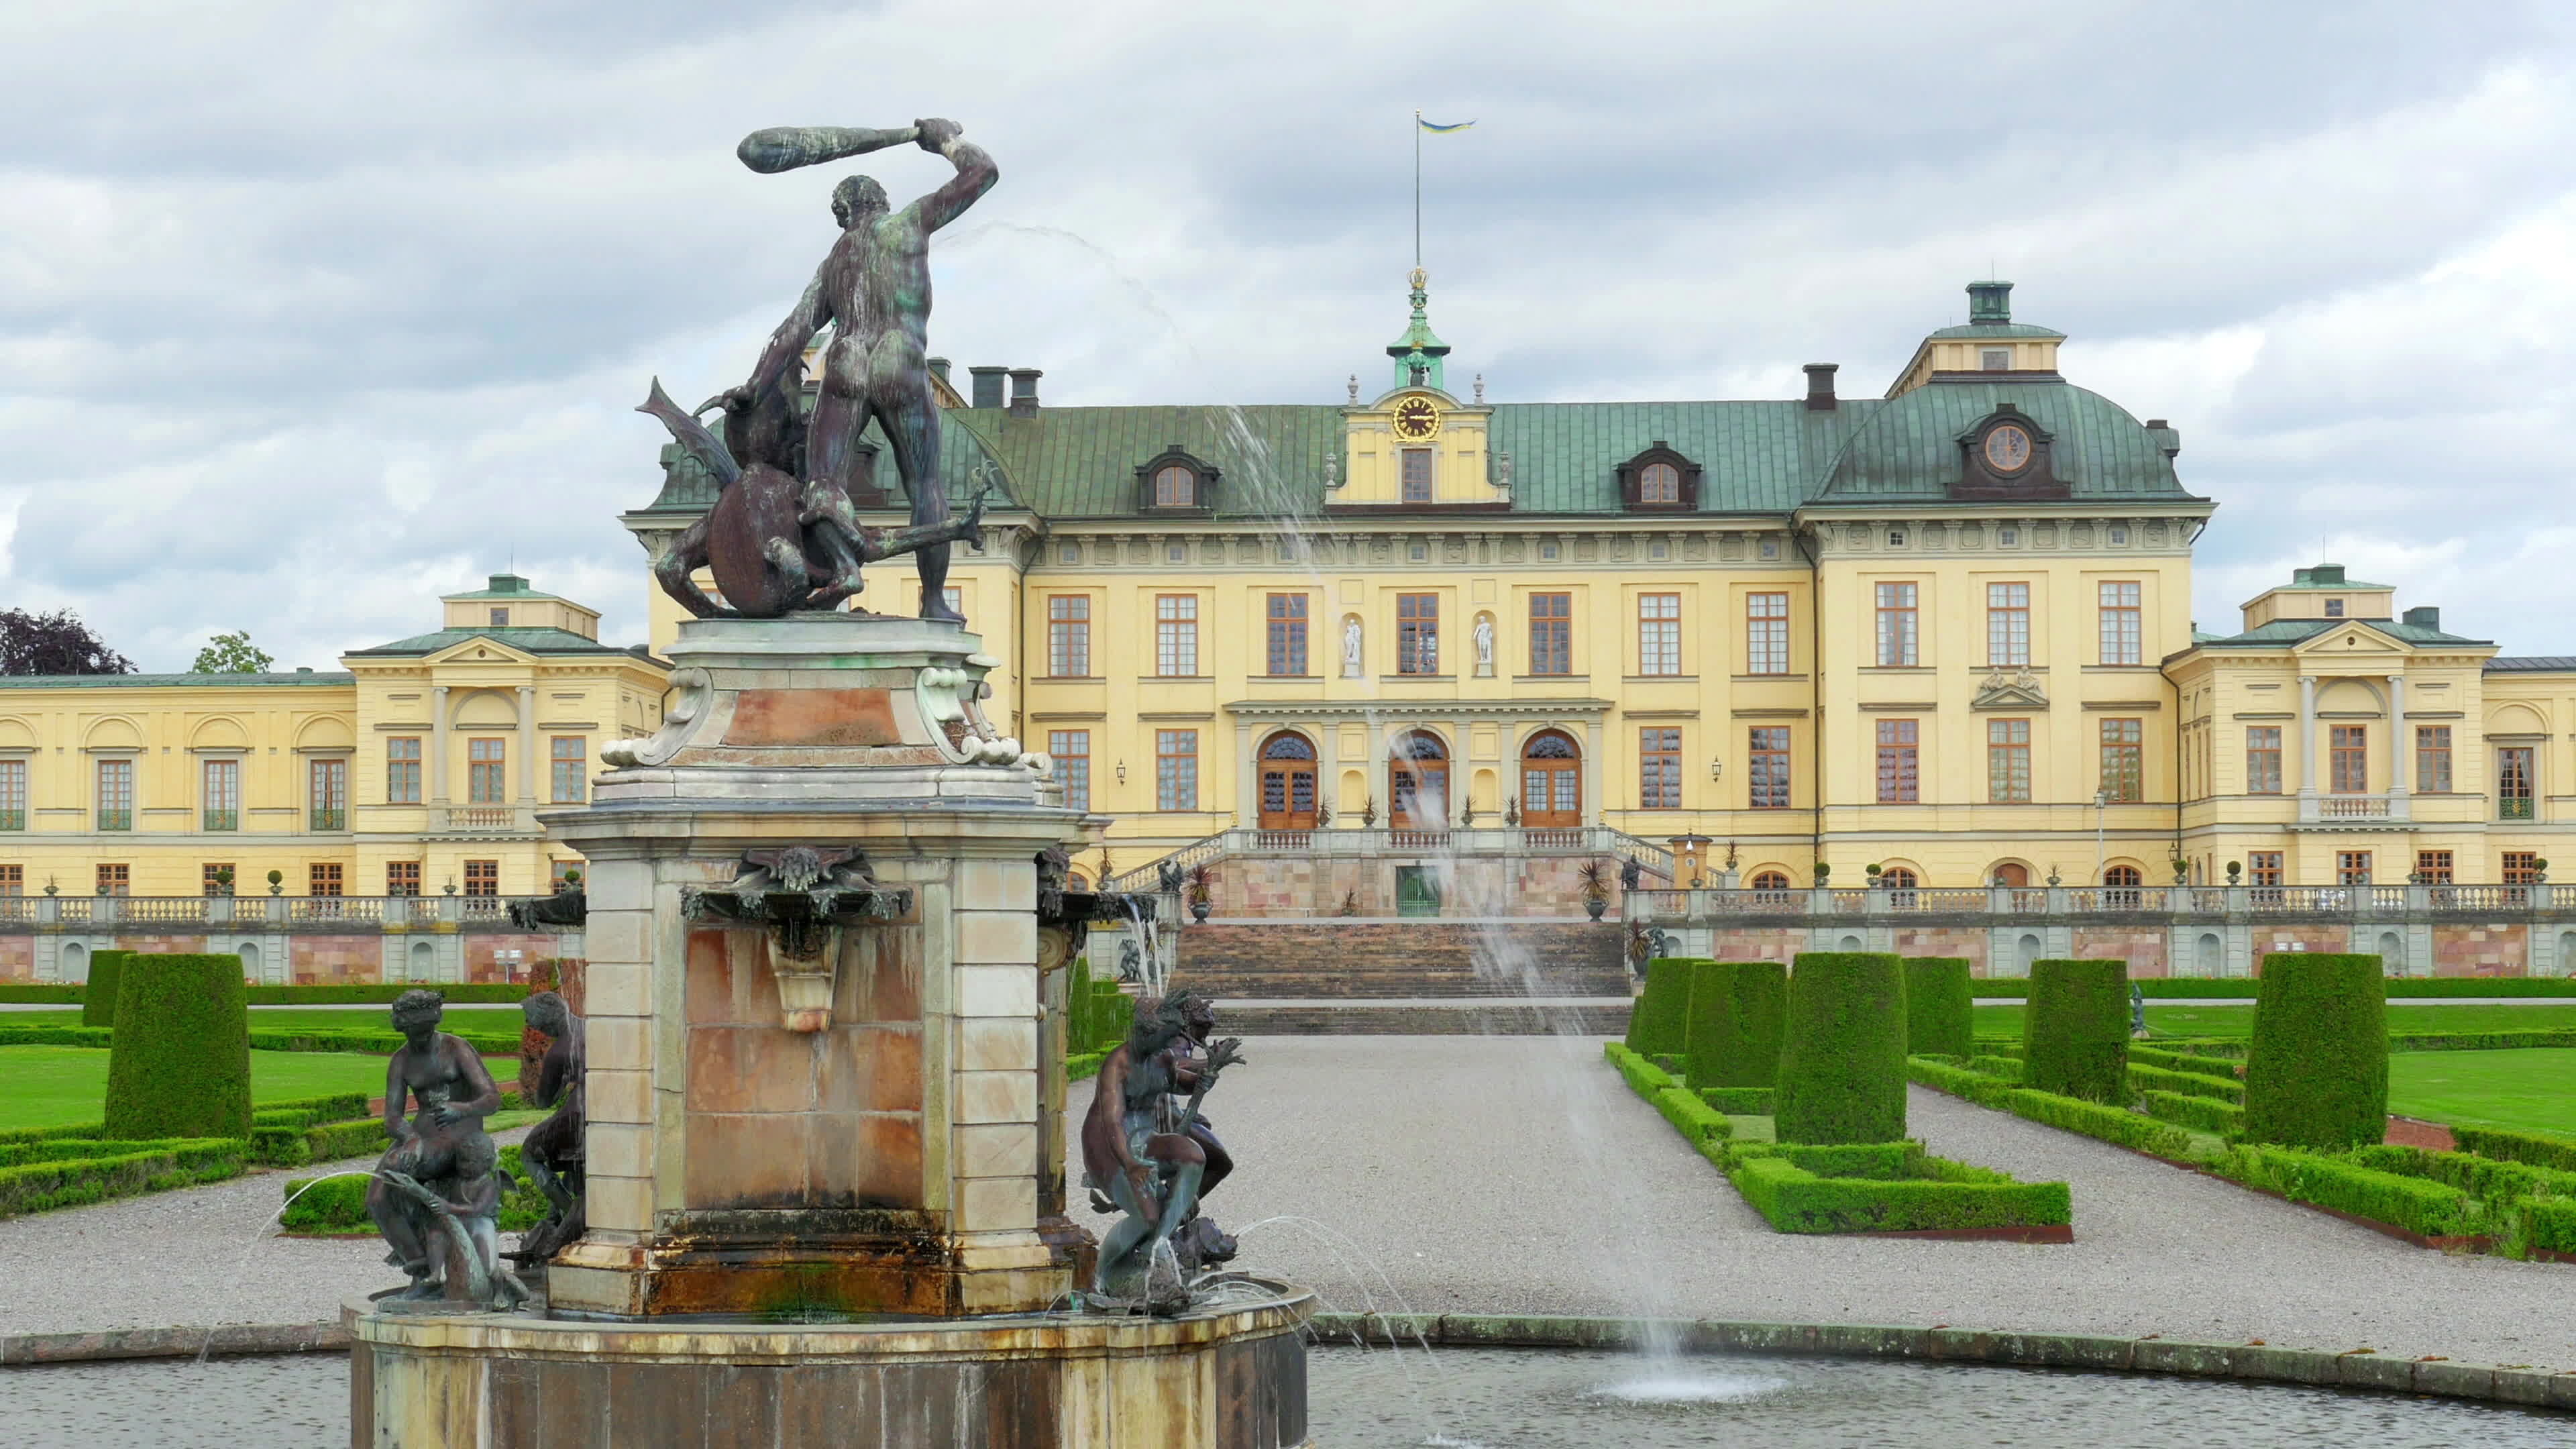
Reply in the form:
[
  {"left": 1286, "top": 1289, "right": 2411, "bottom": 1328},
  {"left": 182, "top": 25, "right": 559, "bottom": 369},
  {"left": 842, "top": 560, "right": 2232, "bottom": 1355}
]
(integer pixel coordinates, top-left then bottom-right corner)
[
  {"left": 1079, "top": 991, "right": 1243, "bottom": 1311},
  {"left": 367, "top": 989, "right": 523, "bottom": 1308}
]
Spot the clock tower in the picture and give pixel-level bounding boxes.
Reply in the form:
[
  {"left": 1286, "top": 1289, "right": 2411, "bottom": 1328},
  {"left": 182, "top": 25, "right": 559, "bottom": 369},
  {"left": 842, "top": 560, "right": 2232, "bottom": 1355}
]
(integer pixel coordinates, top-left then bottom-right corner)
[{"left": 1334, "top": 268, "right": 1496, "bottom": 509}]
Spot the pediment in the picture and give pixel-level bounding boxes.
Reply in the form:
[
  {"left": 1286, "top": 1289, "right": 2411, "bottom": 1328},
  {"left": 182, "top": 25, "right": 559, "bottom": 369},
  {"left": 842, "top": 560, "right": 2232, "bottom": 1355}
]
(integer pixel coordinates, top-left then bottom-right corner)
[
  {"left": 1971, "top": 669, "right": 2049, "bottom": 710},
  {"left": 2291, "top": 625, "right": 2407, "bottom": 659},
  {"left": 425, "top": 637, "right": 539, "bottom": 667}
]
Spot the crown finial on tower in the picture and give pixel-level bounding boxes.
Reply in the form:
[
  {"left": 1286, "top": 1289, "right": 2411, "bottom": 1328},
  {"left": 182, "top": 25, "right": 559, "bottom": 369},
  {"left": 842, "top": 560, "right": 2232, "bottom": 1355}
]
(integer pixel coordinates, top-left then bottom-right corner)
[{"left": 1386, "top": 267, "right": 1451, "bottom": 391}]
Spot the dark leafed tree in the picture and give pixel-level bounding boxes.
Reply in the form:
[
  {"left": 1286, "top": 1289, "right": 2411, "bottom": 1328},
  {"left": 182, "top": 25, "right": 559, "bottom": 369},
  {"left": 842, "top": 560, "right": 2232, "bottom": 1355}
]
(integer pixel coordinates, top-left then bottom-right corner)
[
  {"left": 191, "top": 630, "right": 274, "bottom": 674},
  {"left": 0, "top": 608, "right": 136, "bottom": 676}
]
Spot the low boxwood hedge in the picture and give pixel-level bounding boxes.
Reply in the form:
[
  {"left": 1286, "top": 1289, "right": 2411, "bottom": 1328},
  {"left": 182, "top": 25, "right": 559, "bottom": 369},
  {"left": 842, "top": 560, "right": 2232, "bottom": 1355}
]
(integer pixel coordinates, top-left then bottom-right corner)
[
  {"left": 2218, "top": 1144, "right": 2479, "bottom": 1240},
  {"left": 2243, "top": 953, "right": 2387, "bottom": 1148},
  {"left": 2387, "top": 1029, "right": 2576, "bottom": 1053},
  {"left": 1696, "top": 1087, "right": 1774, "bottom": 1116},
  {"left": 282, "top": 1143, "right": 543, "bottom": 1234},
  {"left": 0, "top": 983, "right": 83, "bottom": 1004},
  {"left": 1968, "top": 977, "right": 2576, "bottom": 1000},
  {"left": 0, "top": 1139, "right": 248, "bottom": 1218},
  {"left": 1723, "top": 1140, "right": 2072, "bottom": 1235},
  {"left": 1906, "top": 1055, "right": 2012, "bottom": 1108},
  {"left": 2024, "top": 959, "right": 2128, "bottom": 1102},
  {"left": 0, "top": 1026, "right": 111, "bottom": 1048},
  {"left": 1774, "top": 953, "right": 1907, "bottom": 1146},
  {"left": 1625, "top": 959, "right": 1699, "bottom": 1058},
  {"left": 1902, "top": 958, "right": 1974, "bottom": 1059},
  {"left": 1607, "top": 1041, "right": 1677, "bottom": 1096},
  {"left": 2129, "top": 1044, "right": 2243, "bottom": 1075},
  {"left": 2526, "top": 1197, "right": 2576, "bottom": 1258},
  {"left": 244, "top": 983, "right": 531, "bottom": 1006},
  {"left": 2143, "top": 1091, "right": 2243, "bottom": 1136},
  {"left": 2002, "top": 1087, "right": 2200, "bottom": 1162},
  {"left": 2128, "top": 1061, "right": 2243, "bottom": 1104},
  {"left": 2452, "top": 1124, "right": 2576, "bottom": 1175},
  {"left": 1683, "top": 960, "right": 1786, "bottom": 1090},
  {"left": 0, "top": 1136, "right": 197, "bottom": 1169},
  {"left": 1968, "top": 1055, "right": 2025, "bottom": 1083}
]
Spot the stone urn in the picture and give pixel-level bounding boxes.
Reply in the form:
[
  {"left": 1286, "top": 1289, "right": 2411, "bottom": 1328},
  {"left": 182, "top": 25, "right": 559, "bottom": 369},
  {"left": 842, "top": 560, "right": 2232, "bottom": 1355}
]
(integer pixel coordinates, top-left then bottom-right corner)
[
  {"left": 1190, "top": 899, "right": 1212, "bottom": 923},
  {"left": 1585, "top": 896, "right": 1608, "bottom": 922}
]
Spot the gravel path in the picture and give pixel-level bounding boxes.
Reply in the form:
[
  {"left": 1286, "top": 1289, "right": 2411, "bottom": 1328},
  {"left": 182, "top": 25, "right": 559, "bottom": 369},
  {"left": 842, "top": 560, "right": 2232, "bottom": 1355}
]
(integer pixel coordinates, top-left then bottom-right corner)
[
  {"left": 0, "top": 1127, "right": 529, "bottom": 1338},
  {"left": 1069, "top": 1036, "right": 2576, "bottom": 1368},
  {"left": 6, "top": 1038, "right": 2568, "bottom": 1368}
]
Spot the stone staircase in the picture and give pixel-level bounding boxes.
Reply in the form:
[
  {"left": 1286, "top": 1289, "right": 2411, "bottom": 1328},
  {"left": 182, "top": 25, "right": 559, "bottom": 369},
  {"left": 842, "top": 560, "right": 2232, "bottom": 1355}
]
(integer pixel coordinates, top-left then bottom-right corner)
[{"left": 1169, "top": 920, "right": 1635, "bottom": 1035}]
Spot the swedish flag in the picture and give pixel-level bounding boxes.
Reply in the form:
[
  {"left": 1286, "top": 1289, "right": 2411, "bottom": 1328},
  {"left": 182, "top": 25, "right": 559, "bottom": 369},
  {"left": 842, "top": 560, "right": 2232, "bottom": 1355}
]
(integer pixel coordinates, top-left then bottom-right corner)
[{"left": 1417, "top": 117, "right": 1475, "bottom": 133}]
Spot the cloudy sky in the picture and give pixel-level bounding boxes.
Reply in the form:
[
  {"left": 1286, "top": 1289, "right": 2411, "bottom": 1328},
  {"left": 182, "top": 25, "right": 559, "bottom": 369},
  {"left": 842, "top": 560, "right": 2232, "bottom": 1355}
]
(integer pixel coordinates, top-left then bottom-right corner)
[{"left": 5, "top": 1, "right": 2573, "bottom": 667}]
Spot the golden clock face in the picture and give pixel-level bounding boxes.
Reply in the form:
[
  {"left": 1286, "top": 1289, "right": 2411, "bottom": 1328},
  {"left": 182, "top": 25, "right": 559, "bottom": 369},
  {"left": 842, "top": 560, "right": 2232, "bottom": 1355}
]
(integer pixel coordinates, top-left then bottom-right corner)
[
  {"left": 1391, "top": 396, "right": 1441, "bottom": 441},
  {"left": 1983, "top": 423, "right": 2033, "bottom": 472}
]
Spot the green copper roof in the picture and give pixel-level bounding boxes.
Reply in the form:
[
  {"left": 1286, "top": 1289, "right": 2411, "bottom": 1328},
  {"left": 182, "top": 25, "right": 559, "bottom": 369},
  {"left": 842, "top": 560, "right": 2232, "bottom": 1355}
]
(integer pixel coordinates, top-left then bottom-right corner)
[
  {"left": 0, "top": 671, "right": 356, "bottom": 690},
  {"left": 2190, "top": 619, "right": 2491, "bottom": 649},
  {"left": 2273, "top": 564, "right": 2394, "bottom": 591},
  {"left": 343, "top": 627, "right": 637, "bottom": 659},
  {"left": 2489, "top": 657, "right": 2576, "bottom": 672},
  {"left": 1925, "top": 322, "right": 2068, "bottom": 340},
  {"left": 1816, "top": 379, "right": 2190, "bottom": 500},
  {"left": 636, "top": 409, "right": 1021, "bottom": 515},
  {"left": 443, "top": 573, "right": 561, "bottom": 601}
]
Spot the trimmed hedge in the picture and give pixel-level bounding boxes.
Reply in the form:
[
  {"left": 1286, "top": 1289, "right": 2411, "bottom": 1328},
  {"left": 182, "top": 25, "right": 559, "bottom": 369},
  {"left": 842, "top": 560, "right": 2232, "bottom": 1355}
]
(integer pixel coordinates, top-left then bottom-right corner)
[
  {"left": 1697, "top": 1087, "right": 1775, "bottom": 1116},
  {"left": 2528, "top": 1198, "right": 2576, "bottom": 1258},
  {"left": 282, "top": 1144, "right": 541, "bottom": 1234},
  {"left": 1906, "top": 1055, "right": 2012, "bottom": 1108},
  {"left": 2024, "top": 959, "right": 2129, "bottom": 1102},
  {"left": 2129, "top": 1061, "right": 2243, "bottom": 1104},
  {"left": 1965, "top": 977, "right": 2576, "bottom": 1000},
  {"left": 0, "top": 1137, "right": 198, "bottom": 1169},
  {"left": 0, "top": 1026, "right": 111, "bottom": 1048},
  {"left": 243, "top": 1027, "right": 521, "bottom": 1056},
  {"left": 2004, "top": 1087, "right": 2198, "bottom": 1161},
  {"left": 1068, "top": 1051, "right": 1106, "bottom": 1083},
  {"left": 0, "top": 1139, "right": 248, "bottom": 1218},
  {"left": 0, "top": 984, "right": 83, "bottom": 1004},
  {"left": 2143, "top": 1090, "right": 2243, "bottom": 1137},
  {"left": 1968, "top": 1055, "right": 2025, "bottom": 1082},
  {"left": 1683, "top": 960, "right": 1786, "bottom": 1090},
  {"left": 1625, "top": 958, "right": 1699, "bottom": 1058},
  {"left": 1606, "top": 1041, "right": 1678, "bottom": 1097},
  {"left": 1775, "top": 953, "right": 1907, "bottom": 1146},
  {"left": 1724, "top": 1140, "right": 2072, "bottom": 1234},
  {"left": 79, "top": 950, "right": 131, "bottom": 1027},
  {"left": 2389, "top": 1029, "right": 2576, "bottom": 1053},
  {"left": 2453, "top": 1124, "right": 2576, "bottom": 1175},
  {"left": 2243, "top": 953, "right": 2388, "bottom": 1148},
  {"left": 104, "top": 955, "right": 252, "bottom": 1142},
  {"left": 2130, "top": 1044, "right": 2243, "bottom": 1075},
  {"left": 1902, "top": 958, "right": 1974, "bottom": 1059},
  {"left": 2219, "top": 1144, "right": 2477, "bottom": 1240},
  {"left": 244, "top": 983, "right": 530, "bottom": 1005}
]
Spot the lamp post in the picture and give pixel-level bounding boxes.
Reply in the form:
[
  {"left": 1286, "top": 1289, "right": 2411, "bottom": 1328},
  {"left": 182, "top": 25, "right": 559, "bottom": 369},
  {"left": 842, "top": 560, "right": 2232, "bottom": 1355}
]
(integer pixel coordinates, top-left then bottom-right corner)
[{"left": 2093, "top": 789, "right": 2107, "bottom": 883}]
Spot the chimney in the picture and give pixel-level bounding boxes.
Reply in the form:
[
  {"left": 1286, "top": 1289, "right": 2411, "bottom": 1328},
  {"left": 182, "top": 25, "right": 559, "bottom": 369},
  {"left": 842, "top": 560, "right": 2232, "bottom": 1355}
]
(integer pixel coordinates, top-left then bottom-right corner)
[
  {"left": 1008, "top": 368, "right": 1042, "bottom": 418},
  {"left": 968, "top": 366, "right": 1008, "bottom": 409},
  {"left": 1803, "top": 363, "right": 1839, "bottom": 411},
  {"left": 927, "top": 357, "right": 952, "bottom": 386},
  {"left": 2403, "top": 606, "right": 2441, "bottom": 631},
  {"left": 1966, "top": 279, "right": 2013, "bottom": 325}
]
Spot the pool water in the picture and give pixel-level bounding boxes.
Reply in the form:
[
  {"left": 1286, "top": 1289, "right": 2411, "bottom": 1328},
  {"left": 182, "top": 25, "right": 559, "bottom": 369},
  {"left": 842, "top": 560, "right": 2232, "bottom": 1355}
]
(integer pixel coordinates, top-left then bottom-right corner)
[{"left": 2, "top": 1344, "right": 2567, "bottom": 1448}]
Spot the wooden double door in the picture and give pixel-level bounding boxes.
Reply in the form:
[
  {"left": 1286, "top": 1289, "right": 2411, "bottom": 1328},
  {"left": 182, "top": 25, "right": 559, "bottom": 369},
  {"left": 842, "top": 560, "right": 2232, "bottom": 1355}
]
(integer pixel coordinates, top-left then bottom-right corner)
[{"left": 1258, "top": 733, "right": 1319, "bottom": 830}]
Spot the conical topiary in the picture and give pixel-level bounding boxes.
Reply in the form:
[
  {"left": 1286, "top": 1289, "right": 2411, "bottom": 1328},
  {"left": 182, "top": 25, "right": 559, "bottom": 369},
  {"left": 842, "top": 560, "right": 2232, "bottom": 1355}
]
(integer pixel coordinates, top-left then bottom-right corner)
[
  {"left": 2024, "top": 959, "right": 2129, "bottom": 1102},
  {"left": 2243, "top": 953, "right": 2388, "bottom": 1148},
  {"left": 103, "top": 953, "right": 252, "bottom": 1140},
  {"left": 1774, "top": 953, "right": 1907, "bottom": 1144}
]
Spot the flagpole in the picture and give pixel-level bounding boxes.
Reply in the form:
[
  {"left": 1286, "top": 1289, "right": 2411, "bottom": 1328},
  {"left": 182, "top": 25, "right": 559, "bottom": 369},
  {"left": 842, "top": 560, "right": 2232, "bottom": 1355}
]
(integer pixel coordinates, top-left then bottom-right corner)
[{"left": 1412, "top": 109, "right": 1422, "bottom": 269}]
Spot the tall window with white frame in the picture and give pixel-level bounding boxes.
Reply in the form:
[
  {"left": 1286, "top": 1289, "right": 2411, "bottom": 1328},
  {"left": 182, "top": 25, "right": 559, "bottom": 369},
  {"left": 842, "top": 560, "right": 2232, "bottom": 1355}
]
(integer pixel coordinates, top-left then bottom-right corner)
[
  {"left": 549, "top": 738, "right": 586, "bottom": 804},
  {"left": 309, "top": 757, "right": 347, "bottom": 831},
  {"left": 96, "top": 758, "right": 133, "bottom": 832},
  {"left": 1397, "top": 594, "right": 1439, "bottom": 674},
  {"left": 1400, "top": 448, "right": 1433, "bottom": 503},
  {"left": 2416, "top": 726, "right": 2453, "bottom": 793},
  {"left": 1155, "top": 729, "right": 1197, "bottom": 811},
  {"left": 202, "top": 757, "right": 239, "bottom": 831},
  {"left": 2499, "top": 747, "right": 2536, "bottom": 820},
  {"left": 1986, "top": 582, "right": 2030, "bottom": 665},
  {"left": 1528, "top": 593, "right": 1571, "bottom": 676},
  {"left": 1265, "top": 594, "right": 1309, "bottom": 676},
  {"left": 2330, "top": 725, "right": 2367, "bottom": 794},
  {"left": 1046, "top": 596, "right": 1091, "bottom": 677},
  {"left": 1746, "top": 592, "right": 1789, "bottom": 675},
  {"left": 2100, "top": 718, "right": 2143, "bottom": 802},
  {"left": 1639, "top": 728, "right": 1682, "bottom": 809},
  {"left": 1049, "top": 730, "right": 1090, "bottom": 812},
  {"left": 1988, "top": 719, "right": 2031, "bottom": 802},
  {"left": 0, "top": 758, "right": 23, "bottom": 832},
  {"left": 1874, "top": 582, "right": 1918, "bottom": 666},
  {"left": 1155, "top": 595, "right": 1198, "bottom": 677},
  {"left": 1748, "top": 727, "right": 1790, "bottom": 810},
  {"left": 1637, "top": 593, "right": 1680, "bottom": 676},
  {"left": 1876, "top": 720, "right": 1919, "bottom": 803},
  {"left": 386, "top": 737, "right": 421, "bottom": 804},
  {"left": 2245, "top": 727, "right": 2282, "bottom": 795},
  {"left": 467, "top": 739, "right": 506, "bottom": 805},
  {"left": 2098, "top": 581, "right": 2142, "bottom": 665}
]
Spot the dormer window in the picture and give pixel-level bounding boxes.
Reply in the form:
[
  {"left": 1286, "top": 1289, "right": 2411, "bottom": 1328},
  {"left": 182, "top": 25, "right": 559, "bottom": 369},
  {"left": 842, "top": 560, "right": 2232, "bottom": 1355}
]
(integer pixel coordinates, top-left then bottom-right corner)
[
  {"left": 1982, "top": 348, "right": 2011, "bottom": 371},
  {"left": 1617, "top": 443, "right": 1702, "bottom": 512},
  {"left": 2325, "top": 598, "right": 2345, "bottom": 617},
  {"left": 1135, "top": 445, "right": 1217, "bottom": 514}
]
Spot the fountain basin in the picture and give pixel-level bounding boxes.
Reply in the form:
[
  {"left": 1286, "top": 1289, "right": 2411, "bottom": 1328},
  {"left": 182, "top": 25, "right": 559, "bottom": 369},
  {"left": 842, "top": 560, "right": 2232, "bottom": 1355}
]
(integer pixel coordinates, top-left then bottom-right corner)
[{"left": 348, "top": 1283, "right": 1310, "bottom": 1448}]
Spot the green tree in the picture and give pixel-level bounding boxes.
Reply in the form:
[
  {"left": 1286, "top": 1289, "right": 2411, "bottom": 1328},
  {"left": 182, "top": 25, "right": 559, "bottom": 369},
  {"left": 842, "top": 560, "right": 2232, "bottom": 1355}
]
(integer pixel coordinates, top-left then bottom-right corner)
[{"left": 191, "top": 631, "right": 274, "bottom": 674}]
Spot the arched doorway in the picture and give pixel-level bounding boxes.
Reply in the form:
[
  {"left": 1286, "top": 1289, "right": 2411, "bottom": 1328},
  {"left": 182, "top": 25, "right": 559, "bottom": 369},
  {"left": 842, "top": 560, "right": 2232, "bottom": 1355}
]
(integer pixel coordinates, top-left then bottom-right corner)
[
  {"left": 1388, "top": 731, "right": 1449, "bottom": 830},
  {"left": 60, "top": 942, "right": 87, "bottom": 983},
  {"left": 1257, "top": 732, "right": 1319, "bottom": 830},
  {"left": 1990, "top": 862, "right": 2029, "bottom": 888},
  {"left": 1519, "top": 730, "right": 1582, "bottom": 828}
]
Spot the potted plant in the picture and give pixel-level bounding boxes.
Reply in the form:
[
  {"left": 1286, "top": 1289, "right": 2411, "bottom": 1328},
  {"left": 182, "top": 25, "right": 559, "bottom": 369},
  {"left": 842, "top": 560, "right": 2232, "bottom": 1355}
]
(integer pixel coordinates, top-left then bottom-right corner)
[
  {"left": 1315, "top": 802, "right": 1332, "bottom": 828},
  {"left": 2045, "top": 866, "right": 2062, "bottom": 886},
  {"left": 1339, "top": 888, "right": 1360, "bottom": 917},
  {"left": 2171, "top": 858, "right": 2191, "bottom": 886},
  {"left": 1459, "top": 800, "right": 1477, "bottom": 827},
  {"left": 1812, "top": 862, "right": 1831, "bottom": 886},
  {"left": 1864, "top": 862, "right": 1884, "bottom": 887},
  {"left": 266, "top": 869, "right": 284, "bottom": 897},
  {"left": 2535, "top": 858, "right": 2552, "bottom": 885},
  {"left": 1187, "top": 864, "right": 1216, "bottom": 922},
  {"left": 214, "top": 867, "right": 235, "bottom": 897},
  {"left": 1578, "top": 859, "right": 1611, "bottom": 920},
  {"left": 1503, "top": 796, "right": 1521, "bottom": 827},
  {"left": 41, "top": 876, "right": 57, "bottom": 897},
  {"left": 1360, "top": 795, "right": 1380, "bottom": 828},
  {"left": 2225, "top": 860, "right": 2243, "bottom": 885}
]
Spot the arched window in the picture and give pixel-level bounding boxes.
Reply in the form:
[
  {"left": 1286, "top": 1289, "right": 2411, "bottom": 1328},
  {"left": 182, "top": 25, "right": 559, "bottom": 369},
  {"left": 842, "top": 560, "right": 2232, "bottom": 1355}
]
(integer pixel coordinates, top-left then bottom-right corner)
[
  {"left": 1990, "top": 862, "right": 2029, "bottom": 888},
  {"left": 1153, "top": 464, "right": 1197, "bottom": 508},
  {"left": 1750, "top": 869, "right": 1790, "bottom": 891},
  {"left": 1389, "top": 731, "right": 1449, "bottom": 830},
  {"left": 1879, "top": 866, "right": 1918, "bottom": 888},
  {"left": 1520, "top": 730, "right": 1582, "bottom": 828},
  {"left": 2102, "top": 863, "right": 2142, "bottom": 909},
  {"left": 2103, "top": 865, "right": 2142, "bottom": 887},
  {"left": 1639, "top": 462, "right": 1680, "bottom": 504},
  {"left": 1257, "top": 732, "right": 1319, "bottom": 831}
]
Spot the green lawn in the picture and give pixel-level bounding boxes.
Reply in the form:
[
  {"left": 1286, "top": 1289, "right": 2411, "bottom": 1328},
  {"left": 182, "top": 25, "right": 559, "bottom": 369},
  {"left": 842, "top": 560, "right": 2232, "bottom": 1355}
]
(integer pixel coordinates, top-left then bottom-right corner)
[
  {"left": 1971, "top": 1002, "right": 2576, "bottom": 1040},
  {"left": 7, "top": 1006, "right": 525, "bottom": 1035},
  {"left": 2387, "top": 1049, "right": 2576, "bottom": 1137},
  {"left": 0, "top": 1045, "right": 522, "bottom": 1134}
]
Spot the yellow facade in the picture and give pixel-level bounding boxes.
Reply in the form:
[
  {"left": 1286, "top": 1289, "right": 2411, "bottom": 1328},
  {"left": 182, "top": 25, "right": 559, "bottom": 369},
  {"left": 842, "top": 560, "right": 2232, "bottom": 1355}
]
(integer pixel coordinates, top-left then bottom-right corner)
[{"left": 0, "top": 575, "right": 666, "bottom": 900}]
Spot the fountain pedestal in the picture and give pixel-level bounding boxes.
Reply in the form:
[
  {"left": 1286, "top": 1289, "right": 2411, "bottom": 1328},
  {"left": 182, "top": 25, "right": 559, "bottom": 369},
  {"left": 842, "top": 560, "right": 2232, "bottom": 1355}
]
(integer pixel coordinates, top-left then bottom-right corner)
[{"left": 347, "top": 614, "right": 1309, "bottom": 1446}]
